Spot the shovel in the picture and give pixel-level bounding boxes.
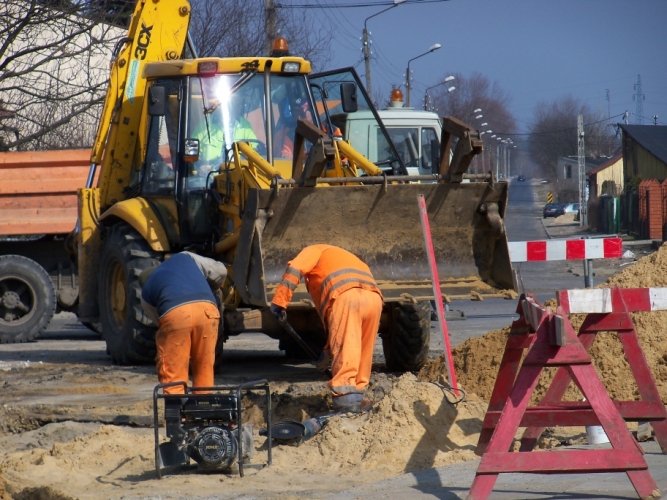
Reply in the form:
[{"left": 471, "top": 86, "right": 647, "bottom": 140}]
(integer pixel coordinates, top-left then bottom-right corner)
[
  {"left": 277, "top": 316, "right": 332, "bottom": 377},
  {"left": 278, "top": 316, "right": 319, "bottom": 361}
]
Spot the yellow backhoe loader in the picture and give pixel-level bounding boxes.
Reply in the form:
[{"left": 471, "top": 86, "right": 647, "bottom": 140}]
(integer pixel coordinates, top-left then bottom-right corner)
[{"left": 75, "top": 0, "right": 513, "bottom": 371}]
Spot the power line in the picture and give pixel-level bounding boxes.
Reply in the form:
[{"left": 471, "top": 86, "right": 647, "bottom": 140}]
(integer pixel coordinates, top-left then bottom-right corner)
[
  {"left": 276, "top": 0, "right": 452, "bottom": 8},
  {"left": 493, "top": 112, "right": 627, "bottom": 137},
  {"left": 310, "top": 0, "right": 361, "bottom": 54}
]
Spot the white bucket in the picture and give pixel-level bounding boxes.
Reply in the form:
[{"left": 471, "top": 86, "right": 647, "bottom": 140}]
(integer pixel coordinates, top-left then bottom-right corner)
[{"left": 586, "top": 425, "right": 609, "bottom": 444}]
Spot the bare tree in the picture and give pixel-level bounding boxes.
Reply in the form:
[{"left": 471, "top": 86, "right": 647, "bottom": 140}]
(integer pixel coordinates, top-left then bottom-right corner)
[
  {"left": 189, "top": 0, "right": 332, "bottom": 68},
  {"left": 528, "top": 96, "right": 618, "bottom": 180},
  {"left": 0, "top": 0, "right": 126, "bottom": 151},
  {"left": 429, "top": 72, "right": 516, "bottom": 174},
  {"left": 431, "top": 72, "right": 515, "bottom": 131},
  {"left": 1, "top": 0, "right": 334, "bottom": 152}
]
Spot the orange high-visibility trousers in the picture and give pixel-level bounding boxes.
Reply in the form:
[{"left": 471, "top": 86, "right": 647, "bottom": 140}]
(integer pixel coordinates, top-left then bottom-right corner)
[
  {"left": 155, "top": 301, "right": 220, "bottom": 394},
  {"left": 326, "top": 288, "right": 383, "bottom": 395}
]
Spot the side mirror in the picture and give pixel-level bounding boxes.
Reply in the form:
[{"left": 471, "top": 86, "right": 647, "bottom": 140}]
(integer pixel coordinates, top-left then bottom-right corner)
[
  {"left": 340, "top": 83, "right": 358, "bottom": 113},
  {"left": 148, "top": 85, "right": 167, "bottom": 116}
]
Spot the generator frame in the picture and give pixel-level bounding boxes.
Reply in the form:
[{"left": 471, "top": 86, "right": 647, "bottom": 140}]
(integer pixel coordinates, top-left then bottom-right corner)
[{"left": 152, "top": 379, "right": 272, "bottom": 478}]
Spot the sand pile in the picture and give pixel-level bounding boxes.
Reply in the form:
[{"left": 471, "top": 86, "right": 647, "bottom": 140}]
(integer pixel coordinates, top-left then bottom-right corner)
[
  {"left": 280, "top": 373, "right": 486, "bottom": 475},
  {"left": 0, "top": 374, "right": 487, "bottom": 498},
  {"left": 421, "top": 243, "right": 667, "bottom": 403}
]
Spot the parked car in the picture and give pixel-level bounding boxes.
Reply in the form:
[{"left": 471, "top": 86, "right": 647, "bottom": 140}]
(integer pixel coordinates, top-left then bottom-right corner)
[
  {"left": 543, "top": 202, "right": 566, "bottom": 218},
  {"left": 563, "top": 203, "right": 580, "bottom": 214},
  {"left": 517, "top": 175, "right": 526, "bottom": 182}
]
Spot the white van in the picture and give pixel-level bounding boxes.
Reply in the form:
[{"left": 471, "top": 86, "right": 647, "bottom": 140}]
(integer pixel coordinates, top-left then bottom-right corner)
[{"left": 342, "top": 89, "right": 442, "bottom": 176}]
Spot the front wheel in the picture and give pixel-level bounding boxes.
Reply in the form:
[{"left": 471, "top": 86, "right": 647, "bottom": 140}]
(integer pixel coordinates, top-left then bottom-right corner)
[
  {"left": 0, "top": 255, "right": 56, "bottom": 343},
  {"left": 98, "top": 224, "right": 160, "bottom": 364},
  {"left": 381, "top": 300, "right": 431, "bottom": 372}
]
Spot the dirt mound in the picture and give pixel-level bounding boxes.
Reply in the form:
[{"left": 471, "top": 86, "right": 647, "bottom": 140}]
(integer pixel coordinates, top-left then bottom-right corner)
[
  {"left": 282, "top": 374, "right": 486, "bottom": 474},
  {"left": 0, "top": 374, "right": 486, "bottom": 498},
  {"left": 420, "top": 243, "right": 667, "bottom": 403}
]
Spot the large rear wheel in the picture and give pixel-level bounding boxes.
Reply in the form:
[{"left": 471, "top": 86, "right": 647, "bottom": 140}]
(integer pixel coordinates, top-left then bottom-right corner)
[
  {"left": 0, "top": 255, "right": 56, "bottom": 343},
  {"left": 98, "top": 224, "right": 160, "bottom": 364},
  {"left": 381, "top": 300, "right": 431, "bottom": 372}
]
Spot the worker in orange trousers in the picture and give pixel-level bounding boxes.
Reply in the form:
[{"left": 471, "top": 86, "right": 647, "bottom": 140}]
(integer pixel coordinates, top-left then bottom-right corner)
[
  {"left": 140, "top": 252, "right": 227, "bottom": 395},
  {"left": 270, "top": 244, "right": 383, "bottom": 412}
]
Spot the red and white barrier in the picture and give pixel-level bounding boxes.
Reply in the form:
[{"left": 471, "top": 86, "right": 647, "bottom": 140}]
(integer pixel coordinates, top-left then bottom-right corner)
[
  {"left": 558, "top": 287, "right": 667, "bottom": 314},
  {"left": 508, "top": 236, "right": 623, "bottom": 262}
]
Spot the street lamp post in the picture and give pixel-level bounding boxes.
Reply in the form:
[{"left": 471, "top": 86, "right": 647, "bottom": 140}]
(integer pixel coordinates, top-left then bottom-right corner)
[
  {"left": 495, "top": 137, "right": 502, "bottom": 180},
  {"left": 423, "top": 75, "right": 455, "bottom": 111},
  {"left": 479, "top": 129, "right": 492, "bottom": 172},
  {"left": 471, "top": 108, "right": 484, "bottom": 173},
  {"left": 405, "top": 43, "right": 442, "bottom": 107},
  {"left": 362, "top": 0, "right": 406, "bottom": 98}
]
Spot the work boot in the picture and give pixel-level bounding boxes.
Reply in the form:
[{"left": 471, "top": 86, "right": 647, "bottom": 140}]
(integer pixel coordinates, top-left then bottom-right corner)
[{"left": 332, "top": 392, "right": 372, "bottom": 413}]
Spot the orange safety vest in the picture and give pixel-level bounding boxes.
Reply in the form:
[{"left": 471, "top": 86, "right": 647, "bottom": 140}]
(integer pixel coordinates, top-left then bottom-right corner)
[{"left": 272, "top": 244, "right": 382, "bottom": 318}]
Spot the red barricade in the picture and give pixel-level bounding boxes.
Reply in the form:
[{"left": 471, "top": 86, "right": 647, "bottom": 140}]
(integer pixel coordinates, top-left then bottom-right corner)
[{"left": 470, "top": 288, "right": 666, "bottom": 499}]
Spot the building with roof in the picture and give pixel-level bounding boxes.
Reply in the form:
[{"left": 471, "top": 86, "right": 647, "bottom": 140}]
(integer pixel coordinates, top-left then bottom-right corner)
[
  {"left": 617, "top": 124, "right": 667, "bottom": 240},
  {"left": 555, "top": 155, "right": 608, "bottom": 203},
  {"left": 619, "top": 125, "right": 667, "bottom": 182},
  {"left": 589, "top": 151, "right": 624, "bottom": 198}
]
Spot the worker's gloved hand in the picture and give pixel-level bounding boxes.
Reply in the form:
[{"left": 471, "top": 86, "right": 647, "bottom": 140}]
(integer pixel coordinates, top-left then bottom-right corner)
[{"left": 270, "top": 304, "right": 287, "bottom": 322}]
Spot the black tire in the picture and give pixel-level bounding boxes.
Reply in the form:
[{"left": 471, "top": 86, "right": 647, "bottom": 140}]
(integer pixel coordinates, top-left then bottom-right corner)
[
  {"left": 98, "top": 224, "right": 160, "bottom": 364},
  {"left": 381, "top": 300, "right": 431, "bottom": 372},
  {"left": 81, "top": 321, "right": 103, "bottom": 336},
  {"left": 0, "top": 255, "right": 56, "bottom": 343}
]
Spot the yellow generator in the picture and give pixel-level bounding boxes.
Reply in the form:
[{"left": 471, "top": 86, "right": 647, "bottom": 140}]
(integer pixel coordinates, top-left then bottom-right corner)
[{"left": 76, "top": 0, "right": 513, "bottom": 370}]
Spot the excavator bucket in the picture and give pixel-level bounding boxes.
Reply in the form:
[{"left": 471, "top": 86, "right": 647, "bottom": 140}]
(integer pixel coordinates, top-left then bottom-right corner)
[{"left": 232, "top": 179, "right": 513, "bottom": 306}]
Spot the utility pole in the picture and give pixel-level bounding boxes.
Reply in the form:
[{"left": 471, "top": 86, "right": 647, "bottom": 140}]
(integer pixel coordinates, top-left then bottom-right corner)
[
  {"left": 362, "top": 26, "right": 372, "bottom": 97},
  {"left": 264, "top": 0, "right": 277, "bottom": 55},
  {"left": 633, "top": 74, "right": 645, "bottom": 124},
  {"left": 362, "top": 1, "right": 406, "bottom": 100},
  {"left": 577, "top": 114, "right": 587, "bottom": 227},
  {"left": 605, "top": 88, "right": 610, "bottom": 118}
]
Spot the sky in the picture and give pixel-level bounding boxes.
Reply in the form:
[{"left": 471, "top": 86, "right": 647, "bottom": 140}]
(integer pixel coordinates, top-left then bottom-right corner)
[{"left": 281, "top": 0, "right": 667, "bottom": 133}]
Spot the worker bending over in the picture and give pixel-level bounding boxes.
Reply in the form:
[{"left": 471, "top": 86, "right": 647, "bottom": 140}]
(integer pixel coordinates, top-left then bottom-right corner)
[
  {"left": 140, "top": 252, "right": 227, "bottom": 395},
  {"left": 270, "top": 244, "right": 383, "bottom": 412}
]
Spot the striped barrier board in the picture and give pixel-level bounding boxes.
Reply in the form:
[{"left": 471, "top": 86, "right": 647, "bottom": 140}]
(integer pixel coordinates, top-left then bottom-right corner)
[
  {"left": 508, "top": 236, "right": 623, "bottom": 262},
  {"left": 558, "top": 287, "right": 667, "bottom": 314}
]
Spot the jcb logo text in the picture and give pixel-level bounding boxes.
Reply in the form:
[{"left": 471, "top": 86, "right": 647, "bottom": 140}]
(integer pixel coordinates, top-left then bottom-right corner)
[{"left": 134, "top": 23, "right": 153, "bottom": 60}]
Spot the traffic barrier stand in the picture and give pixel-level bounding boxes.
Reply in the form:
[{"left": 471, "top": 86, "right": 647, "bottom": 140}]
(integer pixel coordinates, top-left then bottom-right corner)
[
  {"left": 508, "top": 235, "right": 623, "bottom": 289},
  {"left": 519, "top": 287, "right": 667, "bottom": 453},
  {"left": 470, "top": 292, "right": 663, "bottom": 499}
]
